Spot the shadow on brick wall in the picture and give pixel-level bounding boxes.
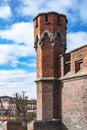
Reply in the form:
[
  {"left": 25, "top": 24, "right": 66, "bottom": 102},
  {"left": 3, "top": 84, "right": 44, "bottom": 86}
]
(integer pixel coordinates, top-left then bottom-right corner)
[
  {"left": 58, "top": 82, "right": 69, "bottom": 130},
  {"left": 60, "top": 122, "right": 69, "bottom": 130}
]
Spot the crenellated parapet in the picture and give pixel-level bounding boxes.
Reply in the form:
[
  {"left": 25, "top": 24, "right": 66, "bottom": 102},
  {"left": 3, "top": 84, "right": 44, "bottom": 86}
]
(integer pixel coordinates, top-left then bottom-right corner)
[
  {"left": 33, "top": 12, "right": 67, "bottom": 28},
  {"left": 33, "top": 12, "right": 67, "bottom": 53}
]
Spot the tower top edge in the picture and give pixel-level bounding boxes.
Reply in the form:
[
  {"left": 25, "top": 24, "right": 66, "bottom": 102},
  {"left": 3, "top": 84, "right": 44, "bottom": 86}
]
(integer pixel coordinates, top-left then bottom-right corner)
[{"left": 33, "top": 11, "right": 67, "bottom": 22}]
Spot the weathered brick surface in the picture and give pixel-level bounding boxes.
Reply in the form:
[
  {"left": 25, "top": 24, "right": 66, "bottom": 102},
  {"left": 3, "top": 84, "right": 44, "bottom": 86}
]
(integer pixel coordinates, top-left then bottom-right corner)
[
  {"left": 34, "top": 12, "right": 67, "bottom": 79},
  {"left": 71, "top": 46, "right": 87, "bottom": 74},
  {"left": 33, "top": 12, "right": 87, "bottom": 130},
  {"left": 3, "top": 121, "right": 22, "bottom": 130},
  {"left": 36, "top": 80, "right": 61, "bottom": 120},
  {"left": 61, "top": 78, "right": 87, "bottom": 130},
  {"left": 59, "top": 45, "right": 87, "bottom": 77},
  {"left": 34, "top": 12, "right": 67, "bottom": 121}
]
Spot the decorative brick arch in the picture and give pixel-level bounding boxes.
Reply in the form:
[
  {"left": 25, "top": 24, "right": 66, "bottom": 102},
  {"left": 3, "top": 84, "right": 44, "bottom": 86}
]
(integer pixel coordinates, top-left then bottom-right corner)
[
  {"left": 54, "top": 31, "right": 66, "bottom": 50},
  {"left": 54, "top": 31, "right": 65, "bottom": 44},
  {"left": 34, "top": 30, "right": 66, "bottom": 50},
  {"left": 39, "top": 30, "right": 55, "bottom": 47}
]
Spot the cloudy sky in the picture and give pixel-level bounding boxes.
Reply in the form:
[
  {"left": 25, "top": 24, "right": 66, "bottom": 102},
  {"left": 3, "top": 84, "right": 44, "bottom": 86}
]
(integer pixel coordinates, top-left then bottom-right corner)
[{"left": 0, "top": 0, "right": 87, "bottom": 99}]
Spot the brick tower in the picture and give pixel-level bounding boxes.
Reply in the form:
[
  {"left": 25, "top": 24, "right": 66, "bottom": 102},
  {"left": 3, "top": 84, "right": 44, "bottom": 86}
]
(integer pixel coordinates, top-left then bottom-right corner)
[{"left": 33, "top": 12, "right": 67, "bottom": 121}]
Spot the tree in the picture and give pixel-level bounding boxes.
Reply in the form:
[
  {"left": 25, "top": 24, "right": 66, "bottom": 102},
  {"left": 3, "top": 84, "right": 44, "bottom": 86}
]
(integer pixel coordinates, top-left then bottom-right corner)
[
  {"left": 26, "top": 112, "right": 36, "bottom": 122},
  {"left": 14, "top": 93, "right": 28, "bottom": 121},
  {"left": 13, "top": 93, "right": 36, "bottom": 123}
]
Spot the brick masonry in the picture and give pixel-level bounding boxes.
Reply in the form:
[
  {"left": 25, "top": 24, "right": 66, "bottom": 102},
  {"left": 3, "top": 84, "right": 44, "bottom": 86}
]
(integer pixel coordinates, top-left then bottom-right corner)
[
  {"left": 3, "top": 121, "right": 22, "bottom": 130},
  {"left": 32, "top": 12, "right": 87, "bottom": 130},
  {"left": 34, "top": 12, "right": 67, "bottom": 121},
  {"left": 61, "top": 78, "right": 87, "bottom": 130}
]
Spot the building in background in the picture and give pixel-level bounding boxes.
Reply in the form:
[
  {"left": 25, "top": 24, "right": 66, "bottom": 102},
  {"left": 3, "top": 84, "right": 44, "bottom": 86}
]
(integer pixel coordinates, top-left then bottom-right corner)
[{"left": 0, "top": 96, "right": 36, "bottom": 121}]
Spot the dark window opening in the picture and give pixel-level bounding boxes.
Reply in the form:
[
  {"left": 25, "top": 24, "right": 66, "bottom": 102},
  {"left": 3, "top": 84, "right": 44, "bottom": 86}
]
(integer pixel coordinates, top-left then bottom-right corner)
[
  {"left": 45, "top": 14, "right": 48, "bottom": 22},
  {"left": 58, "top": 15, "right": 60, "bottom": 23},
  {"left": 75, "top": 60, "right": 83, "bottom": 72},
  {"left": 64, "top": 61, "right": 71, "bottom": 75}
]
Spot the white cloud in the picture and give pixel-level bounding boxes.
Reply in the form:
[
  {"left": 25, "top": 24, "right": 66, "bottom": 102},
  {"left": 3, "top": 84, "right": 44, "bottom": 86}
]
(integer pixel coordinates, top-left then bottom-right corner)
[
  {"left": 1, "top": 0, "right": 10, "bottom": 4},
  {"left": 28, "top": 62, "right": 36, "bottom": 68},
  {"left": 17, "top": 0, "right": 87, "bottom": 24},
  {"left": 67, "top": 31, "right": 87, "bottom": 52},
  {"left": 0, "top": 69, "right": 36, "bottom": 98},
  {"left": 0, "top": 22, "right": 34, "bottom": 45},
  {"left": 0, "top": 5, "right": 11, "bottom": 19},
  {"left": 0, "top": 22, "right": 35, "bottom": 66},
  {"left": 0, "top": 44, "right": 11, "bottom": 64},
  {"left": 17, "top": 0, "right": 58, "bottom": 16},
  {"left": 78, "top": 1, "right": 87, "bottom": 23},
  {"left": 0, "top": 44, "right": 35, "bottom": 66},
  {"left": 18, "top": 61, "right": 36, "bottom": 68},
  {"left": 46, "top": 0, "right": 72, "bottom": 13},
  {"left": 17, "top": 0, "right": 72, "bottom": 17}
]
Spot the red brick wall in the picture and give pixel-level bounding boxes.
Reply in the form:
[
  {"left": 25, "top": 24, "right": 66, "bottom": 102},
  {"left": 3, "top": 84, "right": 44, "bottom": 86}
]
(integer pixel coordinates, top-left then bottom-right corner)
[
  {"left": 36, "top": 81, "right": 43, "bottom": 120},
  {"left": 36, "top": 43, "right": 42, "bottom": 78},
  {"left": 59, "top": 45, "right": 87, "bottom": 77},
  {"left": 42, "top": 35, "right": 54, "bottom": 77},
  {"left": 3, "top": 121, "right": 22, "bottom": 130},
  {"left": 62, "top": 78, "right": 87, "bottom": 130},
  {"left": 34, "top": 12, "right": 67, "bottom": 78},
  {"left": 34, "top": 12, "right": 87, "bottom": 130},
  {"left": 36, "top": 80, "right": 59, "bottom": 120},
  {"left": 71, "top": 46, "right": 87, "bottom": 74}
]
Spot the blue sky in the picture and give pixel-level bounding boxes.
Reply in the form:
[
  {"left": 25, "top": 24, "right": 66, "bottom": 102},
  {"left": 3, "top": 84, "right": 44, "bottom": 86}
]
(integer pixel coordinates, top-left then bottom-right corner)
[{"left": 0, "top": 0, "right": 87, "bottom": 99}]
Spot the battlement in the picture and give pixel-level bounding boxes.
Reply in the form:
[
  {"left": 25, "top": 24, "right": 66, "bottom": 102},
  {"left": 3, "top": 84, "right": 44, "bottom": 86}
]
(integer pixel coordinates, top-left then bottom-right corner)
[
  {"left": 33, "top": 12, "right": 67, "bottom": 28},
  {"left": 59, "top": 44, "right": 87, "bottom": 78}
]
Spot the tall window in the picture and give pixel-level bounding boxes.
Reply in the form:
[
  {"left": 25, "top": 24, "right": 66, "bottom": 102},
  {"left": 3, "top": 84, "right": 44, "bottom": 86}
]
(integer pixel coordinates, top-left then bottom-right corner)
[
  {"left": 64, "top": 61, "right": 71, "bottom": 75},
  {"left": 45, "top": 14, "right": 48, "bottom": 22}
]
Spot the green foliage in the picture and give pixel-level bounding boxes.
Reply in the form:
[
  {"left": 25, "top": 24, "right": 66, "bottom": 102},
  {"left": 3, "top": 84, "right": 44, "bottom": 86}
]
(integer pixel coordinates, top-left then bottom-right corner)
[
  {"left": 15, "top": 93, "right": 28, "bottom": 121},
  {"left": 13, "top": 93, "right": 36, "bottom": 122},
  {"left": 26, "top": 112, "right": 36, "bottom": 122}
]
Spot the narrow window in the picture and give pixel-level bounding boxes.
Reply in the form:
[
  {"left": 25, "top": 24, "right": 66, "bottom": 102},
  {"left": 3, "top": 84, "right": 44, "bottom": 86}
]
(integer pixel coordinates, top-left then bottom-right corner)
[
  {"left": 75, "top": 60, "right": 83, "bottom": 72},
  {"left": 58, "top": 15, "right": 60, "bottom": 23},
  {"left": 45, "top": 14, "right": 48, "bottom": 22},
  {"left": 64, "top": 61, "right": 71, "bottom": 74}
]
